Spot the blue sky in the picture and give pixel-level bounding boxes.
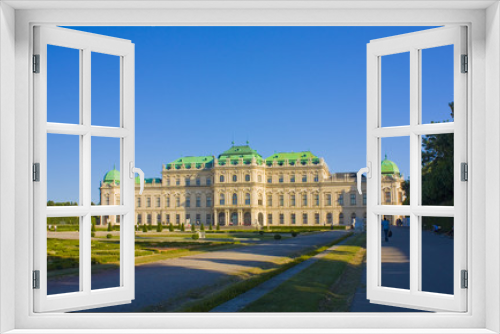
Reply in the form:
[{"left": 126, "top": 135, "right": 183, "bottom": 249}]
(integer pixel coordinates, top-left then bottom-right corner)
[{"left": 46, "top": 26, "right": 454, "bottom": 204}]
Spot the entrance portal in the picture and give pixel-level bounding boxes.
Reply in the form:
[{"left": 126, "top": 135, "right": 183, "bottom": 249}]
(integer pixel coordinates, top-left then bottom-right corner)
[
  {"left": 218, "top": 212, "right": 226, "bottom": 226},
  {"left": 244, "top": 212, "right": 251, "bottom": 226}
]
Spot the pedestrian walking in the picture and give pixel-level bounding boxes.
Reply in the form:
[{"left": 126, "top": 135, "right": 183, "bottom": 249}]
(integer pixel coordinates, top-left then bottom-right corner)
[{"left": 382, "top": 216, "right": 390, "bottom": 242}]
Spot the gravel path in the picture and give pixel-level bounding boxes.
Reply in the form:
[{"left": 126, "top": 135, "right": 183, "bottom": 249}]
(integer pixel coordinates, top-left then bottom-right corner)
[{"left": 47, "top": 230, "right": 348, "bottom": 312}]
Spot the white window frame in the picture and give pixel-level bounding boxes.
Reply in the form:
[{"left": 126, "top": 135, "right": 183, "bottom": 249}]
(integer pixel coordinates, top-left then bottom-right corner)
[{"left": 1, "top": 2, "right": 498, "bottom": 334}]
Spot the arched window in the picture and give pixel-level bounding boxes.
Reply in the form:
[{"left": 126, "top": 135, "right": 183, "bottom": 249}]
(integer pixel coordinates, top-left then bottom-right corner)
[
  {"left": 245, "top": 193, "right": 251, "bottom": 205},
  {"left": 232, "top": 193, "right": 238, "bottom": 205},
  {"left": 220, "top": 175, "right": 225, "bottom": 183},
  {"left": 220, "top": 193, "right": 225, "bottom": 205},
  {"left": 232, "top": 174, "right": 237, "bottom": 182},
  {"left": 339, "top": 213, "right": 344, "bottom": 225},
  {"left": 245, "top": 174, "right": 250, "bottom": 182}
]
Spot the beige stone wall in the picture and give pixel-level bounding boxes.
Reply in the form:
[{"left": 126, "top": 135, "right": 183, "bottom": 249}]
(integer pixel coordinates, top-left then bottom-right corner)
[{"left": 100, "top": 158, "right": 405, "bottom": 227}]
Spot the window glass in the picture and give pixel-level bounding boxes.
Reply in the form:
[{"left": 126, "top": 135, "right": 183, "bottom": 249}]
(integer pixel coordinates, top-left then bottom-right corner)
[
  {"left": 381, "top": 136, "right": 409, "bottom": 205},
  {"left": 381, "top": 52, "right": 410, "bottom": 127},
  {"left": 380, "top": 215, "right": 410, "bottom": 290},
  {"left": 92, "top": 215, "right": 121, "bottom": 290},
  {"left": 91, "top": 52, "right": 120, "bottom": 127}
]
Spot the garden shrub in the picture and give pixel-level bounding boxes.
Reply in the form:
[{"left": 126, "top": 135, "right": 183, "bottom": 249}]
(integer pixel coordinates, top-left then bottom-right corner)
[
  {"left": 156, "top": 223, "right": 163, "bottom": 232},
  {"left": 259, "top": 230, "right": 264, "bottom": 235},
  {"left": 106, "top": 234, "right": 112, "bottom": 239},
  {"left": 168, "top": 223, "right": 174, "bottom": 232},
  {"left": 191, "top": 233, "right": 200, "bottom": 240},
  {"left": 291, "top": 231, "right": 298, "bottom": 237},
  {"left": 191, "top": 224, "right": 196, "bottom": 232},
  {"left": 200, "top": 223, "right": 205, "bottom": 231},
  {"left": 216, "top": 223, "right": 220, "bottom": 231},
  {"left": 91, "top": 232, "right": 95, "bottom": 238},
  {"left": 142, "top": 224, "right": 147, "bottom": 233},
  {"left": 181, "top": 223, "right": 185, "bottom": 232},
  {"left": 107, "top": 223, "right": 113, "bottom": 232},
  {"left": 209, "top": 224, "right": 213, "bottom": 231},
  {"left": 274, "top": 234, "right": 282, "bottom": 240}
]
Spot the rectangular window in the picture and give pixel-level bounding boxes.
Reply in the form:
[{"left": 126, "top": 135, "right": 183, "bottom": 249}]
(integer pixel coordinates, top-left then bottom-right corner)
[
  {"left": 146, "top": 197, "right": 151, "bottom": 207},
  {"left": 206, "top": 177, "right": 211, "bottom": 186},
  {"left": 185, "top": 196, "right": 191, "bottom": 208},
  {"left": 314, "top": 175, "right": 319, "bottom": 182},
  {"left": 350, "top": 193, "right": 356, "bottom": 206},
  {"left": 302, "top": 194, "right": 308, "bottom": 206},
  {"left": 157, "top": 214, "right": 161, "bottom": 224},
  {"left": 363, "top": 193, "right": 367, "bottom": 205},
  {"left": 166, "top": 196, "right": 170, "bottom": 207},
  {"left": 166, "top": 214, "right": 170, "bottom": 223},
  {"left": 326, "top": 194, "right": 332, "bottom": 206},
  {"left": 185, "top": 178, "right": 190, "bottom": 186},
  {"left": 338, "top": 194, "right": 344, "bottom": 205},
  {"left": 267, "top": 195, "right": 272, "bottom": 207},
  {"left": 196, "top": 196, "right": 201, "bottom": 207},
  {"left": 166, "top": 178, "right": 170, "bottom": 186},
  {"left": 290, "top": 175, "right": 295, "bottom": 183},
  {"left": 314, "top": 194, "right": 319, "bottom": 206},
  {"left": 147, "top": 214, "right": 152, "bottom": 225},
  {"left": 267, "top": 176, "right": 272, "bottom": 183},
  {"left": 206, "top": 196, "right": 212, "bottom": 207},
  {"left": 206, "top": 214, "right": 211, "bottom": 225},
  {"left": 176, "top": 197, "right": 180, "bottom": 207},
  {"left": 303, "top": 213, "right": 308, "bottom": 224},
  {"left": 196, "top": 214, "right": 201, "bottom": 223},
  {"left": 279, "top": 175, "right": 284, "bottom": 183},
  {"left": 186, "top": 214, "right": 190, "bottom": 223},
  {"left": 279, "top": 195, "right": 284, "bottom": 207},
  {"left": 315, "top": 213, "right": 320, "bottom": 224},
  {"left": 176, "top": 178, "right": 180, "bottom": 185},
  {"left": 267, "top": 214, "right": 273, "bottom": 225},
  {"left": 291, "top": 194, "right": 296, "bottom": 206},
  {"left": 385, "top": 191, "right": 391, "bottom": 204},
  {"left": 291, "top": 213, "right": 296, "bottom": 224},
  {"left": 137, "top": 214, "right": 142, "bottom": 225},
  {"left": 137, "top": 197, "right": 141, "bottom": 207},
  {"left": 245, "top": 194, "right": 251, "bottom": 205},
  {"left": 279, "top": 213, "right": 284, "bottom": 224},
  {"left": 156, "top": 197, "right": 160, "bottom": 207},
  {"left": 176, "top": 214, "right": 180, "bottom": 224},
  {"left": 196, "top": 178, "right": 200, "bottom": 186},
  {"left": 302, "top": 175, "right": 307, "bottom": 182}
]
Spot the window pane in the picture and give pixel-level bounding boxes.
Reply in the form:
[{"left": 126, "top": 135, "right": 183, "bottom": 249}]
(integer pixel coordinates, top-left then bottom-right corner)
[
  {"left": 421, "top": 216, "right": 454, "bottom": 294},
  {"left": 91, "top": 215, "right": 121, "bottom": 290},
  {"left": 47, "top": 216, "right": 80, "bottom": 295},
  {"left": 91, "top": 52, "right": 120, "bottom": 127},
  {"left": 380, "top": 215, "right": 409, "bottom": 290},
  {"left": 421, "top": 45, "right": 454, "bottom": 125},
  {"left": 381, "top": 136, "right": 409, "bottom": 205},
  {"left": 421, "top": 133, "right": 454, "bottom": 206},
  {"left": 92, "top": 137, "right": 121, "bottom": 206},
  {"left": 381, "top": 52, "right": 410, "bottom": 127},
  {"left": 47, "top": 134, "right": 80, "bottom": 206},
  {"left": 47, "top": 45, "right": 80, "bottom": 124}
]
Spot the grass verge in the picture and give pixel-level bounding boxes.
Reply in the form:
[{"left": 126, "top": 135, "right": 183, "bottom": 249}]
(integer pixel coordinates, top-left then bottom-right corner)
[
  {"left": 157, "top": 232, "right": 354, "bottom": 312},
  {"left": 241, "top": 233, "right": 366, "bottom": 312}
]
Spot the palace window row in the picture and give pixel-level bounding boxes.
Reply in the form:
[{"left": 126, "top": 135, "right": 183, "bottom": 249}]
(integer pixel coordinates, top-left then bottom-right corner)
[
  {"left": 166, "top": 177, "right": 213, "bottom": 186},
  {"left": 265, "top": 212, "right": 355, "bottom": 225}
]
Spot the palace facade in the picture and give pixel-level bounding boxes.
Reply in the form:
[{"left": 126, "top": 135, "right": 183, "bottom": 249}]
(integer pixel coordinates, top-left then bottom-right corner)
[{"left": 100, "top": 144, "right": 405, "bottom": 227}]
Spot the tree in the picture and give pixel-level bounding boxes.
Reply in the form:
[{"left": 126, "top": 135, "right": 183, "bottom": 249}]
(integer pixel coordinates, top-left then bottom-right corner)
[
  {"left": 156, "top": 223, "right": 163, "bottom": 232},
  {"left": 191, "top": 223, "right": 196, "bottom": 232},
  {"left": 403, "top": 102, "right": 454, "bottom": 206},
  {"left": 168, "top": 223, "right": 174, "bottom": 232},
  {"left": 200, "top": 223, "right": 205, "bottom": 232}
]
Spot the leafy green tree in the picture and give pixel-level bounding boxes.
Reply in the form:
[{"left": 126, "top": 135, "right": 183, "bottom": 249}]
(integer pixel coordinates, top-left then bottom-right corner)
[
  {"left": 209, "top": 223, "right": 213, "bottom": 231},
  {"left": 168, "top": 223, "right": 174, "bottom": 232},
  {"left": 156, "top": 223, "right": 163, "bottom": 232},
  {"left": 216, "top": 223, "right": 220, "bottom": 231},
  {"left": 200, "top": 223, "right": 205, "bottom": 232},
  {"left": 403, "top": 102, "right": 454, "bottom": 206}
]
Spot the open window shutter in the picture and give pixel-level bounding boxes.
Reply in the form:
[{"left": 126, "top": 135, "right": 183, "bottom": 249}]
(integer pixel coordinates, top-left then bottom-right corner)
[
  {"left": 366, "top": 26, "right": 467, "bottom": 312},
  {"left": 33, "top": 26, "right": 135, "bottom": 312}
]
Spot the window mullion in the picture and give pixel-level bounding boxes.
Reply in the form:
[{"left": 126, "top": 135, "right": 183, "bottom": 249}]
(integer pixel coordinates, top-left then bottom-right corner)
[
  {"left": 409, "top": 47, "right": 420, "bottom": 294},
  {"left": 81, "top": 47, "right": 92, "bottom": 293}
]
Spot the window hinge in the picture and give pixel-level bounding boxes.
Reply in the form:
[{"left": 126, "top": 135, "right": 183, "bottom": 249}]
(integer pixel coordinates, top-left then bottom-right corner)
[
  {"left": 461, "top": 269, "right": 468, "bottom": 289},
  {"left": 461, "top": 54, "right": 468, "bottom": 73},
  {"left": 33, "top": 270, "right": 40, "bottom": 289},
  {"left": 33, "top": 163, "right": 40, "bottom": 182},
  {"left": 461, "top": 162, "right": 468, "bottom": 182},
  {"left": 33, "top": 54, "right": 40, "bottom": 73}
]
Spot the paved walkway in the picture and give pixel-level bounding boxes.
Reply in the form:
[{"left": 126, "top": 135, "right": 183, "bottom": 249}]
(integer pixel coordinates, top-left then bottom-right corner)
[
  {"left": 350, "top": 226, "right": 454, "bottom": 312},
  {"left": 211, "top": 235, "right": 354, "bottom": 312},
  {"left": 47, "top": 230, "right": 348, "bottom": 312}
]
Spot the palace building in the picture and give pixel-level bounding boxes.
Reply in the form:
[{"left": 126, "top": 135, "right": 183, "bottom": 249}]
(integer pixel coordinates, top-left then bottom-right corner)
[{"left": 100, "top": 144, "right": 405, "bottom": 227}]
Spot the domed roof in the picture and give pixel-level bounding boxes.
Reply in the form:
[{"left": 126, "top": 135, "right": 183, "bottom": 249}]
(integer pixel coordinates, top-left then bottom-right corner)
[
  {"left": 381, "top": 155, "right": 400, "bottom": 175},
  {"left": 103, "top": 166, "right": 120, "bottom": 184}
]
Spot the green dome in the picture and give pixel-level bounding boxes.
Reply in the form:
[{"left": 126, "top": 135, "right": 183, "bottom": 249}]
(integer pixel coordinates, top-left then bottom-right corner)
[
  {"left": 103, "top": 167, "right": 120, "bottom": 184},
  {"left": 381, "top": 155, "right": 400, "bottom": 175}
]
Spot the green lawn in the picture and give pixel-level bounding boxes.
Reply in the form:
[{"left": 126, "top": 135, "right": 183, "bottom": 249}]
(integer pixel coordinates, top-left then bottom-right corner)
[
  {"left": 241, "top": 233, "right": 366, "bottom": 312},
  {"left": 47, "top": 237, "right": 239, "bottom": 277}
]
